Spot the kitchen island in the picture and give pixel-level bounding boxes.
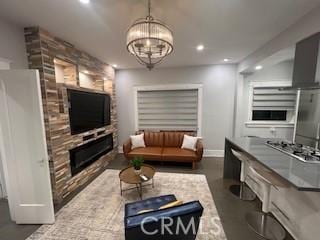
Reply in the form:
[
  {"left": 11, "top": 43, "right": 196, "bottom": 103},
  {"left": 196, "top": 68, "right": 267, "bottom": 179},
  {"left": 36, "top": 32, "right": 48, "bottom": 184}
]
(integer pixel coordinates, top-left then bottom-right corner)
[
  {"left": 224, "top": 137, "right": 320, "bottom": 191},
  {"left": 224, "top": 137, "right": 320, "bottom": 240}
]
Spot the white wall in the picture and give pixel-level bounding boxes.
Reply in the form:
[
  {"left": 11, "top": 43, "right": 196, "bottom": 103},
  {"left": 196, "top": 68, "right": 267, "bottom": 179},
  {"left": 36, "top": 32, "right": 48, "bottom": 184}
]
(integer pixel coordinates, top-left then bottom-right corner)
[
  {"left": 0, "top": 18, "right": 28, "bottom": 198},
  {"left": 236, "top": 60, "right": 295, "bottom": 140},
  {"left": 0, "top": 52, "right": 10, "bottom": 198},
  {"left": 239, "top": 6, "right": 320, "bottom": 73},
  {"left": 116, "top": 65, "right": 237, "bottom": 156},
  {"left": 0, "top": 58, "right": 11, "bottom": 69},
  {"left": 0, "top": 18, "right": 28, "bottom": 69},
  {"left": 234, "top": 6, "right": 320, "bottom": 139}
]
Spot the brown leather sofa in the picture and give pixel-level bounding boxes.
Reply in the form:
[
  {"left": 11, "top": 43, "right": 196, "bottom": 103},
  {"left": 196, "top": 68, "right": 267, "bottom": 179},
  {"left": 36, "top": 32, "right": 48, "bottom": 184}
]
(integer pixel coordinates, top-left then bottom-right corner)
[{"left": 123, "top": 131, "right": 203, "bottom": 169}]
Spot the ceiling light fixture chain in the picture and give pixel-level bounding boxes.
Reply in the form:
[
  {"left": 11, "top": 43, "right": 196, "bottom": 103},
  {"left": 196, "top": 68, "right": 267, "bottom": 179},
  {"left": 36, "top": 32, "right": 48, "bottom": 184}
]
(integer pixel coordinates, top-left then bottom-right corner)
[
  {"left": 147, "top": 0, "right": 151, "bottom": 19},
  {"left": 126, "top": 0, "right": 173, "bottom": 70}
]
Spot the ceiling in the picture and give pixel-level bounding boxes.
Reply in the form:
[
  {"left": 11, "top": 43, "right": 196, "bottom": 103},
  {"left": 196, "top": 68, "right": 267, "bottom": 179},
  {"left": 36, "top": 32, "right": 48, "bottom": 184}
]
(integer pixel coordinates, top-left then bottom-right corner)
[
  {"left": 244, "top": 46, "right": 296, "bottom": 73},
  {"left": 0, "top": 0, "right": 319, "bottom": 69}
]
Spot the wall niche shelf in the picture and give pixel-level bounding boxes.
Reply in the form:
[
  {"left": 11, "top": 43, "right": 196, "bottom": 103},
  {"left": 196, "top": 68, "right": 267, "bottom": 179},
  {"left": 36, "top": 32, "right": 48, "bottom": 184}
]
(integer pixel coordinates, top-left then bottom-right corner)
[
  {"left": 54, "top": 58, "right": 108, "bottom": 92},
  {"left": 25, "top": 27, "right": 117, "bottom": 204},
  {"left": 54, "top": 58, "right": 77, "bottom": 86},
  {"left": 78, "top": 65, "right": 104, "bottom": 91}
]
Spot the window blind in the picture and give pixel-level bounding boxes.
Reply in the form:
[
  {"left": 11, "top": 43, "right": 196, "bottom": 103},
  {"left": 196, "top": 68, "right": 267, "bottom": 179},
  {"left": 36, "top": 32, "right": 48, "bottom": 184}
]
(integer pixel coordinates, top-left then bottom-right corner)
[
  {"left": 252, "top": 87, "right": 297, "bottom": 110},
  {"left": 137, "top": 89, "right": 198, "bottom": 131}
]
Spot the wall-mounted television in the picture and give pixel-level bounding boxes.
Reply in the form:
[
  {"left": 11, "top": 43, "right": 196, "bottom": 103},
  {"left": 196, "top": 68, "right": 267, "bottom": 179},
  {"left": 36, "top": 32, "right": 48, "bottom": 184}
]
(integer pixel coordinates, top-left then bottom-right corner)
[{"left": 67, "top": 89, "right": 111, "bottom": 135}]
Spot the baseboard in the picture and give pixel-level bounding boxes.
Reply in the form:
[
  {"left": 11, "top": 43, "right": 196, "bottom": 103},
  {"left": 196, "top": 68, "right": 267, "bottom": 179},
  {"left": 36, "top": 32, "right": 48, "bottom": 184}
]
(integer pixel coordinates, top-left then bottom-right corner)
[
  {"left": 118, "top": 146, "right": 223, "bottom": 158},
  {"left": 203, "top": 149, "right": 224, "bottom": 157}
]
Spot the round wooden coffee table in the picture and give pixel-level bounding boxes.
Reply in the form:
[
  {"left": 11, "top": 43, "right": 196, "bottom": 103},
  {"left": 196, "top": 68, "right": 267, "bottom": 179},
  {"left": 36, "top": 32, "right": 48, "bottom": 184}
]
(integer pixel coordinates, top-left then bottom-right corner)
[{"left": 119, "top": 164, "right": 155, "bottom": 199}]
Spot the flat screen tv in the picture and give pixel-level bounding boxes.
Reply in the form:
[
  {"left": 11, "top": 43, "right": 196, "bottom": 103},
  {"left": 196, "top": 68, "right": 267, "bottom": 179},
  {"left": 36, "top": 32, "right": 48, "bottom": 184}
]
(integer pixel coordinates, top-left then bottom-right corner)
[{"left": 67, "top": 89, "right": 111, "bottom": 135}]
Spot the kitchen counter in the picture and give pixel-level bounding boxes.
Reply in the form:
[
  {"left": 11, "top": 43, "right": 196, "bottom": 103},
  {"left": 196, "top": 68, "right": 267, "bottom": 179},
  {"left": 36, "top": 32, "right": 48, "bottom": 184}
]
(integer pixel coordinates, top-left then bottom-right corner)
[{"left": 224, "top": 137, "right": 320, "bottom": 192}]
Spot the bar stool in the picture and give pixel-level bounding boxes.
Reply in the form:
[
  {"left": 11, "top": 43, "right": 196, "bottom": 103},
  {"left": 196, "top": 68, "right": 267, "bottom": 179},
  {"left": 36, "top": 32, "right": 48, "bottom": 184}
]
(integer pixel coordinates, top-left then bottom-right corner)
[
  {"left": 245, "top": 162, "right": 288, "bottom": 240},
  {"left": 229, "top": 149, "right": 256, "bottom": 201}
]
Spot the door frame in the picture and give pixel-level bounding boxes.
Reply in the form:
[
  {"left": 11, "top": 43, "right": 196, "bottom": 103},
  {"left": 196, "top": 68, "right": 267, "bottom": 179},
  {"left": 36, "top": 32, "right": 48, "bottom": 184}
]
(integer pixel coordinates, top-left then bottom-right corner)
[
  {"left": 0, "top": 75, "right": 17, "bottom": 219},
  {"left": 0, "top": 128, "right": 8, "bottom": 199},
  {"left": 0, "top": 59, "right": 10, "bottom": 199}
]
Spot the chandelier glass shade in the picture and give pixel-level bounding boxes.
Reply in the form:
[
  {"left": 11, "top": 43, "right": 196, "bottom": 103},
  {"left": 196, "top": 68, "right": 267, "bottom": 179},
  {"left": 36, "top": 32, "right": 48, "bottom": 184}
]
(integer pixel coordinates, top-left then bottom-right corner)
[{"left": 126, "top": 1, "right": 173, "bottom": 70}]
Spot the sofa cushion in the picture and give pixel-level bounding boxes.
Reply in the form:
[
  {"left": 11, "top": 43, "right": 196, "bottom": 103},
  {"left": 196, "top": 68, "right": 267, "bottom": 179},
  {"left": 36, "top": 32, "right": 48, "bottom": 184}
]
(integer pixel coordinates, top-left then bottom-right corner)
[
  {"left": 144, "top": 132, "right": 164, "bottom": 147},
  {"left": 130, "top": 133, "right": 146, "bottom": 149},
  {"left": 181, "top": 135, "right": 200, "bottom": 151},
  {"left": 162, "top": 147, "right": 197, "bottom": 161},
  {"left": 128, "top": 147, "right": 162, "bottom": 160},
  {"left": 163, "top": 131, "right": 195, "bottom": 147}
]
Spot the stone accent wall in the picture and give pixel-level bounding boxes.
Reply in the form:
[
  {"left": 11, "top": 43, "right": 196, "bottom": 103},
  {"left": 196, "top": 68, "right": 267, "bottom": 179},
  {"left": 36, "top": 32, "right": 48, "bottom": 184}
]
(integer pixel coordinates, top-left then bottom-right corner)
[
  {"left": 24, "top": 27, "right": 118, "bottom": 203},
  {"left": 64, "top": 65, "right": 77, "bottom": 86}
]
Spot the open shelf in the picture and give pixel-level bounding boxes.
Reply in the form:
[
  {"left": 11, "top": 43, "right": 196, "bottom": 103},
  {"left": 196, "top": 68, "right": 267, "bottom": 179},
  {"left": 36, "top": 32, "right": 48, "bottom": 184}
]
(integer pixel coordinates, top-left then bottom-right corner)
[
  {"left": 54, "top": 58, "right": 77, "bottom": 86},
  {"left": 78, "top": 65, "right": 104, "bottom": 91},
  {"left": 54, "top": 59, "right": 109, "bottom": 92}
]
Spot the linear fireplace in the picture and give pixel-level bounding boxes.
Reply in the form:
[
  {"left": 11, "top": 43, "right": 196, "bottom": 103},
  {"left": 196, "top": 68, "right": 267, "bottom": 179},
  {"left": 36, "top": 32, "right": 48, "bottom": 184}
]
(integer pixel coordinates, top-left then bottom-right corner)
[{"left": 70, "top": 134, "right": 113, "bottom": 176}]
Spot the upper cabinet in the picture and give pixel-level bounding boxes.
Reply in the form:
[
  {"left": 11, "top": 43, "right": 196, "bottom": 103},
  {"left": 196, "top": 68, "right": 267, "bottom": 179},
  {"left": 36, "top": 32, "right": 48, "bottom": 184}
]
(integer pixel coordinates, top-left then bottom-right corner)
[{"left": 292, "top": 32, "right": 320, "bottom": 89}]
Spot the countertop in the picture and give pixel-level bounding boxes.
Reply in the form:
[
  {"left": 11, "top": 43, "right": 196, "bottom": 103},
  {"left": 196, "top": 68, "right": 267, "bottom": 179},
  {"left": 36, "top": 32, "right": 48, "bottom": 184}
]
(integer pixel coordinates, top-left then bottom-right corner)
[{"left": 226, "top": 137, "right": 320, "bottom": 192}]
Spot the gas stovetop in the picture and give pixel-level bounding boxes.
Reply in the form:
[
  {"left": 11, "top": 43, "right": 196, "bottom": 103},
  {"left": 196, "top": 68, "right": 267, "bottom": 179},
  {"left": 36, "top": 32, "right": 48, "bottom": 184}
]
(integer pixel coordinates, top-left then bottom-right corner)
[{"left": 266, "top": 140, "right": 320, "bottom": 164}]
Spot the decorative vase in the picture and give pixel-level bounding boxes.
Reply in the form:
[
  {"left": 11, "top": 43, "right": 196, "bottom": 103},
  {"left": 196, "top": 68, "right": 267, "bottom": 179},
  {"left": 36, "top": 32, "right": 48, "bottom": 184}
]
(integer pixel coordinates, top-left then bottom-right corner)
[{"left": 134, "top": 168, "right": 142, "bottom": 175}]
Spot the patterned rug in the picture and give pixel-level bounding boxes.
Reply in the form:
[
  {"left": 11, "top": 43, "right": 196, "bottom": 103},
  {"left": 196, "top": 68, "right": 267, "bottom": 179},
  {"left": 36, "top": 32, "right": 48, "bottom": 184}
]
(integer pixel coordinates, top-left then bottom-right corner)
[{"left": 28, "top": 169, "right": 227, "bottom": 240}]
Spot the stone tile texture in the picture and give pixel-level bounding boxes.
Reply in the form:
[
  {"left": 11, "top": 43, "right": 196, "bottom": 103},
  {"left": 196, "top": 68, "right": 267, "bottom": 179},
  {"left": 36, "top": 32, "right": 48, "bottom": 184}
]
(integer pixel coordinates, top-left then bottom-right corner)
[{"left": 24, "top": 27, "right": 118, "bottom": 203}]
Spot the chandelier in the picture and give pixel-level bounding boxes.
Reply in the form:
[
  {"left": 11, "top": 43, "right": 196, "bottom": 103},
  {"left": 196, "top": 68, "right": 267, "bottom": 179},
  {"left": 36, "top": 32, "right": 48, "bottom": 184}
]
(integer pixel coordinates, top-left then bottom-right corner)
[{"left": 126, "top": 0, "right": 173, "bottom": 70}]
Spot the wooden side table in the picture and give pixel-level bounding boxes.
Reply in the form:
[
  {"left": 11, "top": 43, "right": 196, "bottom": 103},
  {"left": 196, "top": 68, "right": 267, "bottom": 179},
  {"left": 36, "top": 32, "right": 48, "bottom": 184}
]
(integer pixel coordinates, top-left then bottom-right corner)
[{"left": 119, "top": 164, "right": 155, "bottom": 199}]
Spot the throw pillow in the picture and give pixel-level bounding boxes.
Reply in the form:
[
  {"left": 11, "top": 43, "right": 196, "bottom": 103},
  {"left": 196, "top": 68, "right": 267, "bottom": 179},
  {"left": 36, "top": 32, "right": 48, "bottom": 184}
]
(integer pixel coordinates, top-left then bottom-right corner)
[
  {"left": 181, "top": 135, "right": 200, "bottom": 151},
  {"left": 130, "top": 133, "right": 146, "bottom": 149},
  {"left": 159, "top": 200, "right": 184, "bottom": 210}
]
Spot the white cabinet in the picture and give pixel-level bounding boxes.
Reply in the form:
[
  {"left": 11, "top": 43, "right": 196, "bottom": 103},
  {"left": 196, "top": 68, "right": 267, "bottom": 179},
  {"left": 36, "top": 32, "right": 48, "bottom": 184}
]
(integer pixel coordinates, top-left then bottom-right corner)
[
  {"left": 245, "top": 168, "right": 264, "bottom": 200},
  {"left": 244, "top": 159, "right": 320, "bottom": 240},
  {"left": 270, "top": 186, "right": 320, "bottom": 240},
  {"left": 243, "top": 123, "right": 294, "bottom": 140}
]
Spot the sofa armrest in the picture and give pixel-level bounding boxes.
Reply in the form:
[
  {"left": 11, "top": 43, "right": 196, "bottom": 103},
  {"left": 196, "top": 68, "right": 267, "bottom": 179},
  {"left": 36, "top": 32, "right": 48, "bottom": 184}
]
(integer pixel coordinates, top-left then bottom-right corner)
[
  {"left": 123, "top": 139, "right": 132, "bottom": 159},
  {"left": 195, "top": 140, "right": 203, "bottom": 161}
]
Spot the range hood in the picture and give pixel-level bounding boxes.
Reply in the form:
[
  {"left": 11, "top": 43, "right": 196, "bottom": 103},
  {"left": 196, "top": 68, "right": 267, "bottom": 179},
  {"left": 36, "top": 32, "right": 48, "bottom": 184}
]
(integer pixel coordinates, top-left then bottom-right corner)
[{"left": 290, "top": 32, "right": 320, "bottom": 90}]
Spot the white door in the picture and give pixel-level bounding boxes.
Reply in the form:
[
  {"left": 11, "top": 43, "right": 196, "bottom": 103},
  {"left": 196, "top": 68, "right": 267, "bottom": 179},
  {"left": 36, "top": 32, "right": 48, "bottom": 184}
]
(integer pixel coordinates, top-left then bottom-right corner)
[{"left": 0, "top": 70, "right": 55, "bottom": 224}]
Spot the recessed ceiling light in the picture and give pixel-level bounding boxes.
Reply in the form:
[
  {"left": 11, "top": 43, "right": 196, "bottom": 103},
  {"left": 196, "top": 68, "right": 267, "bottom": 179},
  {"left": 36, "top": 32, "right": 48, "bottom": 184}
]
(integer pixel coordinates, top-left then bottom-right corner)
[
  {"left": 103, "top": 77, "right": 107, "bottom": 81},
  {"left": 84, "top": 70, "right": 89, "bottom": 74},
  {"left": 79, "top": 0, "right": 90, "bottom": 4},
  {"left": 197, "top": 45, "right": 204, "bottom": 51},
  {"left": 112, "top": 64, "right": 117, "bottom": 68},
  {"left": 255, "top": 65, "right": 263, "bottom": 70},
  {"left": 223, "top": 58, "right": 230, "bottom": 62}
]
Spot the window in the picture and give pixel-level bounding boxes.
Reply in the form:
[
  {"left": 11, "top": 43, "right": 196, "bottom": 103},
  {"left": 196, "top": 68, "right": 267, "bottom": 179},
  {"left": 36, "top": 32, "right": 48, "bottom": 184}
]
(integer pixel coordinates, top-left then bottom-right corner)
[
  {"left": 248, "top": 83, "right": 297, "bottom": 123},
  {"left": 135, "top": 86, "right": 202, "bottom": 134},
  {"left": 252, "top": 110, "right": 287, "bottom": 121}
]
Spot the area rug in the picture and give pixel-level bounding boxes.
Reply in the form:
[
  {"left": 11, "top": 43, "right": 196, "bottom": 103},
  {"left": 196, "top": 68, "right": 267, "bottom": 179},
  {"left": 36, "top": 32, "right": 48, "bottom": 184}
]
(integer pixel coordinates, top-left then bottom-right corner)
[{"left": 28, "top": 169, "right": 227, "bottom": 240}]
